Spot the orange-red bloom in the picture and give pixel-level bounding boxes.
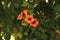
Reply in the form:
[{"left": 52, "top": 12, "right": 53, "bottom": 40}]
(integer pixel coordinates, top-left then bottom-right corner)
[
  {"left": 30, "top": 19, "right": 39, "bottom": 27},
  {"left": 24, "top": 15, "right": 34, "bottom": 23},
  {"left": 17, "top": 12, "right": 23, "bottom": 20},
  {"left": 56, "top": 29, "right": 60, "bottom": 35},
  {"left": 22, "top": 9, "right": 29, "bottom": 16},
  {"left": 17, "top": 9, "right": 29, "bottom": 20}
]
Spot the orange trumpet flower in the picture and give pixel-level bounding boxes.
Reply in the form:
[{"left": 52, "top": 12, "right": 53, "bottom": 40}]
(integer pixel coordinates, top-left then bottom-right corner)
[
  {"left": 17, "top": 12, "right": 23, "bottom": 20},
  {"left": 56, "top": 29, "right": 60, "bottom": 35},
  {"left": 30, "top": 19, "right": 39, "bottom": 27},
  {"left": 24, "top": 15, "right": 34, "bottom": 24},
  {"left": 22, "top": 9, "right": 29, "bottom": 16}
]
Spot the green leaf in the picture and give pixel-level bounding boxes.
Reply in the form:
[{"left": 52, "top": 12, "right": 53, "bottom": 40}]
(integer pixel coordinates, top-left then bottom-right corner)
[
  {"left": 24, "top": 31, "right": 28, "bottom": 36},
  {"left": 54, "top": 4, "right": 60, "bottom": 14},
  {"left": 21, "top": 1, "right": 29, "bottom": 7},
  {"left": 18, "top": 32, "right": 23, "bottom": 39}
]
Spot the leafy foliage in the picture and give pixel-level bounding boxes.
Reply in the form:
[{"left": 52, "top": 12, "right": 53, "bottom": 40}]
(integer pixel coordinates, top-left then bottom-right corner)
[{"left": 0, "top": 0, "right": 60, "bottom": 40}]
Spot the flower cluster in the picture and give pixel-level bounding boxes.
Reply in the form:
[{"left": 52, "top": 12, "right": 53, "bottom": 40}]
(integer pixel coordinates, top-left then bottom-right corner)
[{"left": 17, "top": 9, "right": 39, "bottom": 27}]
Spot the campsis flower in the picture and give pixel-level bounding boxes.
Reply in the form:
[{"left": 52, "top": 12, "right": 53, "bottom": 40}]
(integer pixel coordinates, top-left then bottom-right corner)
[
  {"left": 56, "top": 29, "right": 60, "bottom": 35},
  {"left": 17, "top": 9, "right": 29, "bottom": 20},
  {"left": 24, "top": 15, "right": 34, "bottom": 23},
  {"left": 22, "top": 9, "right": 29, "bottom": 16},
  {"left": 17, "top": 12, "right": 23, "bottom": 20},
  {"left": 30, "top": 19, "right": 39, "bottom": 27}
]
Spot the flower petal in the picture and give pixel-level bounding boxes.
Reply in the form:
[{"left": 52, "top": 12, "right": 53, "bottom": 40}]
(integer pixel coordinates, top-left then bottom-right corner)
[
  {"left": 30, "top": 19, "right": 39, "bottom": 27},
  {"left": 17, "top": 12, "right": 23, "bottom": 20},
  {"left": 24, "top": 15, "right": 34, "bottom": 23},
  {"left": 23, "top": 9, "right": 29, "bottom": 16}
]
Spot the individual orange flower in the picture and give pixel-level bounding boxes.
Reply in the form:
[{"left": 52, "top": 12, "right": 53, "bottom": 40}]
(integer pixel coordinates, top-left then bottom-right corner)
[
  {"left": 17, "top": 12, "right": 23, "bottom": 20},
  {"left": 17, "top": 9, "right": 29, "bottom": 20},
  {"left": 56, "top": 29, "right": 60, "bottom": 35},
  {"left": 24, "top": 15, "right": 34, "bottom": 23},
  {"left": 22, "top": 9, "right": 29, "bottom": 16},
  {"left": 30, "top": 19, "right": 39, "bottom": 27}
]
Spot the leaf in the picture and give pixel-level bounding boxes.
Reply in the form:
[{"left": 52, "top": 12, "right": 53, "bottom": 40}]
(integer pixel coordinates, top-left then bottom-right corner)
[
  {"left": 10, "top": 34, "right": 15, "bottom": 40},
  {"left": 24, "top": 31, "right": 28, "bottom": 36},
  {"left": 21, "top": 1, "right": 29, "bottom": 7},
  {"left": 54, "top": 4, "right": 60, "bottom": 14},
  {"left": 18, "top": 32, "right": 23, "bottom": 39},
  {"left": 29, "top": 10, "right": 34, "bottom": 15}
]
